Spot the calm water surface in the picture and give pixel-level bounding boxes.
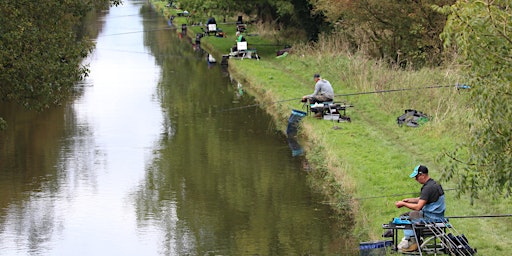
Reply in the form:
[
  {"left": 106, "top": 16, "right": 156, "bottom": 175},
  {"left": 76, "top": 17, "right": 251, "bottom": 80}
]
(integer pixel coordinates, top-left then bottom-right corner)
[{"left": 0, "top": 1, "right": 354, "bottom": 255}]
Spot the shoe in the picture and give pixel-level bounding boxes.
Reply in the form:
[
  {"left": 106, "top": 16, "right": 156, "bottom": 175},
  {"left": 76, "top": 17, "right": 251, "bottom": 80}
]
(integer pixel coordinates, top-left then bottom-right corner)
[
  {"left": 397, "top": 237, "right": 409, "bottom": 250},
  {"left": 403, "top": 241, "right": 418, "bottom": 252}
]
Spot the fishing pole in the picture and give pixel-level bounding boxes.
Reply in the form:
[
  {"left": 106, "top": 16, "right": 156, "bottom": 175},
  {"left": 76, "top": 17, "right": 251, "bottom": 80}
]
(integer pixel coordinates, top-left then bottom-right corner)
[
  {"left": 333, "top": 84, "right": 470, "bottom": 98},
  {"left": 100, "top": 27, "right": 176, "bottom": 37},
  {"left": 354, "top": 188, "right": 457, "bottom": 200},
  {"left": 218, "top": 84, "right": 470, "bottom": 112},
  {"left": 447, "top": 214, "right": 512, "bottom": 219},
  {"left": 248, "top": 43, "right": 290, "bottom": 47},
  {"left": 217, "top": 97, "right": 303, "bottom": 112}
]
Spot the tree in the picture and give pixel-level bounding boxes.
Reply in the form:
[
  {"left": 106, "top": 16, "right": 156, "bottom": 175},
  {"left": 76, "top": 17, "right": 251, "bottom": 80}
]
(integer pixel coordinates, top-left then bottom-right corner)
[
  {"left": 0, "top": 0, "right": 119, "bottom": 130},
  {"left": 0, "top": 0, "right": 88, "bottom": 110},
  {"left": 310, "top": 0, "right": 455, "bottom": 67},
  {"left": 436, "top": 0, "right": 512, "bottom": 201}
]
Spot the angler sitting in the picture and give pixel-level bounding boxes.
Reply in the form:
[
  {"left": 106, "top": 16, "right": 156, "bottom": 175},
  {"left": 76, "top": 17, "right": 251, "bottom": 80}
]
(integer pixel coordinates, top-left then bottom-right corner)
[
  {"left": 205, "top": 17, "right": 217, "bottom": 36},
  {"left": 301, "top": 74, "right": 334, "bottom": 104},
  {"left": 231, "top": 31, "right": 246, "bottom": 51},
  {"left": 301, "top": 74, "right": 334, "bottom": 117},
  {"left": 228, "top": 31, "right": 260, "bottom": 59},
  {"left": 393, "top": 165, "right": 446, "bottom": 252},
  {"left": 236, "top": 15, "right": 247, "bottom": 32},
  {"left": 230, "top": 32, "right": 248, "bottom": 57}
]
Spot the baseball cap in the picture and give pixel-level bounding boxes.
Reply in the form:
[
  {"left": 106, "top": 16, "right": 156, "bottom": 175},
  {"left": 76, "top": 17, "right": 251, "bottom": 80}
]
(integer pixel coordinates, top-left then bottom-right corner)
[
  {"left": 409, "top": 165, "right": 428, "bottom": 178},
  {"left": 313, "top": 74, "right": 320, "bottom": 78}
]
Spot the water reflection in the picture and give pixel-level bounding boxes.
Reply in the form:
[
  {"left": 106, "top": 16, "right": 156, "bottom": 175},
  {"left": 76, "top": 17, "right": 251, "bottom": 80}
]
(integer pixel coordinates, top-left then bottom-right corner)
[
  {"left": 0, "top": 102, "right": 68, "bottom": 255},
  {"left": 286, "top": 109, "right": 307, "bottom": 157}
]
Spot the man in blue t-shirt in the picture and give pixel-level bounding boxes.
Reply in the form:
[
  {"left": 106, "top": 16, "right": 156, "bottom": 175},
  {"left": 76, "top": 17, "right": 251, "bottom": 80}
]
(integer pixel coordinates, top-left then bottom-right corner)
[{"left": 394, "top": 165, "right": 446, "bottom": 251}]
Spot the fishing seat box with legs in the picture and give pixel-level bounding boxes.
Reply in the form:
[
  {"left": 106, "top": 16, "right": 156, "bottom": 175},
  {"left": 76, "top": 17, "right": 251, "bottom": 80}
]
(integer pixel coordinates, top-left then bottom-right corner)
[{"left": 307, "top": 102, "right": 352, "bottom": 122}]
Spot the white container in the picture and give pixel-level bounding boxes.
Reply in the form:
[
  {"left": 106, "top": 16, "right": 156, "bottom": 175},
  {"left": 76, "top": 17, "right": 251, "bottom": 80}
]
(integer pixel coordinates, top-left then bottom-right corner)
[{"left": 323, "top": 114, "right": 340, "bottom": 121}]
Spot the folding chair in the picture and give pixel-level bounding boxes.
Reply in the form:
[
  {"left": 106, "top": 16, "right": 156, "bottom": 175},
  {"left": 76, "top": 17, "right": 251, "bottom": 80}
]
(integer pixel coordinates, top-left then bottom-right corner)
[{"left": 383, "top": 218, "right": 477, "bottom": 255}]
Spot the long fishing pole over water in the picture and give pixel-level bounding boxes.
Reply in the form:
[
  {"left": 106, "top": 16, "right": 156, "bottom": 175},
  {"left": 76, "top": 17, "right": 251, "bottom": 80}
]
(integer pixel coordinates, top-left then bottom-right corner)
[{"left": 219, "top": 83, "right": 470, "bottom": 112}]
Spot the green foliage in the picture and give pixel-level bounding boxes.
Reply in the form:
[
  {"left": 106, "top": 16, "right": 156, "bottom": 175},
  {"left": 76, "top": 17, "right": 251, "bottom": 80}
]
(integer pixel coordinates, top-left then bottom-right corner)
[
  {"left": 311, "top": 0, "right": 456, "bottom": 67},
  {"left": 437, "top": 0, "right": 512, "bottom": 201},
  {"left": 0, "top": 0, "right": 107, "bottom": 110}
]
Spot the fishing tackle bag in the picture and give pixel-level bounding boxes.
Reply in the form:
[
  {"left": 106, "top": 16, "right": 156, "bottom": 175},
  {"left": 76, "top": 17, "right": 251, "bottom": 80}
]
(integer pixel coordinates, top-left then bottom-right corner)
[{"left": 397, "top": 109, "right": 429, "bottom": 127}]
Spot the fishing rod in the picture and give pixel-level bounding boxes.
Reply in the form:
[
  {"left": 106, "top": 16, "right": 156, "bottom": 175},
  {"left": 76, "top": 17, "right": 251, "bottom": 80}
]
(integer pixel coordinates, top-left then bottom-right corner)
[
  {"left": 93, "top": 47, "right": 207, "bottom": 61},
  {"left": 218, "top": 84, "right": 470, "bottom": 112},
  {"left": 354, "top": 188, "right": 457, "bottom": 200},
  {"left": 333, "top": 84, "right": 470, "bottom": 98},
  {"left": 217, "top": 97, "right": 303, "bottom": 112},
  {"left": 248, "top": 43, "right": 290, "bottom": 47},
  {"left": 100, "top": 27, "right": 176, "bottom": 37},
  {"left": 447, "top": 214, "right": 512, "bottom": 219}
]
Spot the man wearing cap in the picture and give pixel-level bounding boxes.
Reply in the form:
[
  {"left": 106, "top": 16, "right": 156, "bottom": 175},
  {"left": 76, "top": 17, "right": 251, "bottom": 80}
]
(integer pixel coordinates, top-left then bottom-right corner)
[
  {"left": 231, "top": 31, "right": 247, "bottom": 52},
  {"left": 235, "top": 31, "right": 246, "bottom": 42},
  {"left": 302, "top": 74, "right": 334, "bottom": 104},
  {"left": 394, "top": 165, "right": 446, "bottom": 251}
]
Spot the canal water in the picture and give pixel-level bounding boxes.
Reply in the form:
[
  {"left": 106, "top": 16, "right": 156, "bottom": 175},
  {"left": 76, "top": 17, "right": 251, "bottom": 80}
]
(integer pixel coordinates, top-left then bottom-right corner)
[{"left": 0, "top": 1, "right": 354, "bottom": 255}]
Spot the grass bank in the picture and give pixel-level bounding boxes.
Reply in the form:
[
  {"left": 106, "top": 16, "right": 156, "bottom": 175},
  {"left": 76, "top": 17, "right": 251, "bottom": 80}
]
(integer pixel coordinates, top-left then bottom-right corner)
[{"left": 150, "top": 2, "right": 512, "bottom": 254}]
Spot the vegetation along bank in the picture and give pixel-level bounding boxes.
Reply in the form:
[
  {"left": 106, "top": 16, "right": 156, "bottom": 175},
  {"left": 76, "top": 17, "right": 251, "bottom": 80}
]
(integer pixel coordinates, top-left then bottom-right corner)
[{"left": 148, "top": 0, "right": 512, "bottom": 254}]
